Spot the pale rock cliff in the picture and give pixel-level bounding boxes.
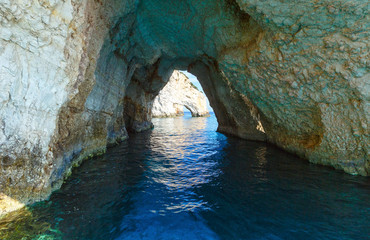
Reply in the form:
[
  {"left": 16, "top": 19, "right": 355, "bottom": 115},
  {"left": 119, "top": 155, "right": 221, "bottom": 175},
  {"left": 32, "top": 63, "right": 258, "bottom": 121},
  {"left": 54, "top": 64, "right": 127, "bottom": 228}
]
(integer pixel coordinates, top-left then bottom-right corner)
[
  {"left": 152, "top": 71, "right": 209, "bottom": 118},
  {"left": 0, "top": 0, "right": 369, "bottom": 215}
]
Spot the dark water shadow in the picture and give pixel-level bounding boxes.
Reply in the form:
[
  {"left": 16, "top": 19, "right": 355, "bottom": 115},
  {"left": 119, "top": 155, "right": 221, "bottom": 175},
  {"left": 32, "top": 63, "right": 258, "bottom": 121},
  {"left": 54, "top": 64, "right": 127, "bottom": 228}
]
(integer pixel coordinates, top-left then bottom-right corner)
[{"left": 196, "top": 139, "right": 370, "bottom": 240}]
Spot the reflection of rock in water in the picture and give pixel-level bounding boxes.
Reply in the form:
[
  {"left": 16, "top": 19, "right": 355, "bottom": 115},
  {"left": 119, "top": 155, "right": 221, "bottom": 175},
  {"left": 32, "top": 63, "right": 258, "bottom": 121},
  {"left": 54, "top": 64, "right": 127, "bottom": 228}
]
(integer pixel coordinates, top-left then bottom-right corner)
[
  {"left": 149, "top": 117, "right": 221, "bottom": 194},
  {"left": 50, "top": 141, "right": 146, "bottom": 239},
  {"left": 0, "top": 207, "right": 59, "bottom": 240},
  {"left": 0, "top": 115, "right": 369, "bottom": 239},
  {"left": 0, "top": 140, "right": 146, "bottom": 239},
  {"left": 152, "top": 71, "right": 209, "bottom": 118}
]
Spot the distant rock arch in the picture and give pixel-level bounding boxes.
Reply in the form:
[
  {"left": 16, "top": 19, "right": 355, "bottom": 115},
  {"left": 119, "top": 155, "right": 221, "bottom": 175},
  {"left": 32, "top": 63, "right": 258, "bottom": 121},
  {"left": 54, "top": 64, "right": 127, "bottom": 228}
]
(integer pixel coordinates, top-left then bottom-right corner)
[{"left": 152, "top": 71, "right": 209, "bottom": 118}]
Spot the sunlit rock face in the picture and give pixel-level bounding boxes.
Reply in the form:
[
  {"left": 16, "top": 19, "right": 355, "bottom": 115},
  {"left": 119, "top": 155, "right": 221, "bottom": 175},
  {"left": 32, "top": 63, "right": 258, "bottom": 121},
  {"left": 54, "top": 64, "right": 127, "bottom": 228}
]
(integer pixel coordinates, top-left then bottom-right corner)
[
  {"left": 0, "top": 0, "right": 133, "bottom": 215},
  {"left": 152, "top": 71, "right": 209, "bottom": 118},
  {"left": 0, "top": 0, "right": 368, "bottom": 214}
]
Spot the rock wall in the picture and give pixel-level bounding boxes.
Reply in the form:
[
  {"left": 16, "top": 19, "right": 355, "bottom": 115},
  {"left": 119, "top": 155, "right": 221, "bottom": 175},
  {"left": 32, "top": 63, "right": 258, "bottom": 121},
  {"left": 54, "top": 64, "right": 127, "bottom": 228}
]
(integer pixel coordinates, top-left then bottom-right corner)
[
  {"left": 0, "top": 0, "right": 136, "bottom": 215},
  {"left": 152, "top": 71, "right": 209, "bottom": 118},
  {"left": 0, "top": 0, "right": 368, "bottom": 215}
]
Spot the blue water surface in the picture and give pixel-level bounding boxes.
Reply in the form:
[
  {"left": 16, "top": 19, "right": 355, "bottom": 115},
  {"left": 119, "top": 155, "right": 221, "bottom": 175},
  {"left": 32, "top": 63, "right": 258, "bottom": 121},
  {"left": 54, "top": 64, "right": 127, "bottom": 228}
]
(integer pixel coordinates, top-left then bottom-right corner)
[{"left": 2, "top": 113, "right": 369, "bottom": 240}]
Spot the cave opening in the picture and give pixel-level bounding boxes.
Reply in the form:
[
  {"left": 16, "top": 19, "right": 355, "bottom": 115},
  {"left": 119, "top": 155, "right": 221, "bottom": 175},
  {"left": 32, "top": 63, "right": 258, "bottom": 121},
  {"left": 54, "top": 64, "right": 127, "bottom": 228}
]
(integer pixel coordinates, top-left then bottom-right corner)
[
  {"left": 151, "top": 70, "right": 213, "bottom": 119},
  {"left": 180, "top": 71, "right": 214, "bottom": 115}
]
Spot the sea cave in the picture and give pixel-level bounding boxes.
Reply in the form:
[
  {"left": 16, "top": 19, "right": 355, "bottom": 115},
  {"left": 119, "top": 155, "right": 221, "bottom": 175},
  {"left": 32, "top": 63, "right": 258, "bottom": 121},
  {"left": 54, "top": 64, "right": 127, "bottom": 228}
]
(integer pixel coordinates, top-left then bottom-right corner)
[{"left": 0, "top": 0, "right": 369, "bottom": 238}]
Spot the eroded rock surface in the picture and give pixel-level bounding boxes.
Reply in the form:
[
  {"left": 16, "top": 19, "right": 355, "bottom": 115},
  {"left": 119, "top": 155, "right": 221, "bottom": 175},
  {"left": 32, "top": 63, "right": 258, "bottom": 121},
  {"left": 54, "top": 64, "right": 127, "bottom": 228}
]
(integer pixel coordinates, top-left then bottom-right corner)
[
  {"left": 152, "top": 71, "right": 209, "bottom": 118},
  {"left": 0, "top": 0, "right": 369, "bottom": 215}
]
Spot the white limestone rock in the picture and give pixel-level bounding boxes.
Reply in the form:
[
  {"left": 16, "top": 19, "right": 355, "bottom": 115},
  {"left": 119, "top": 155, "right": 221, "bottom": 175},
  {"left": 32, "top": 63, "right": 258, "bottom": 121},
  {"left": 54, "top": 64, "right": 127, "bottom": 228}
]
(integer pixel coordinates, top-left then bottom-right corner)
[
  {"left": 0, "top": 0, "right": 133, "bottom": 215},
  {"left": 152, "top": 71, "right": 209, "bottom": 118},
  {"left": 0, "top": 0, "right": 87, "bottom": 215}
]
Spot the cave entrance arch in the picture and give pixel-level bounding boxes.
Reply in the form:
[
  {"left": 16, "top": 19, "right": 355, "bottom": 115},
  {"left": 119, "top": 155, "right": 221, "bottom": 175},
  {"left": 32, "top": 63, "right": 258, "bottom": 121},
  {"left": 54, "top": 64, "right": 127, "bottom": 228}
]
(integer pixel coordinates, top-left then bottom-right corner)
[{"left": 123, "top": 61, "right": 266, "bottom": 142}]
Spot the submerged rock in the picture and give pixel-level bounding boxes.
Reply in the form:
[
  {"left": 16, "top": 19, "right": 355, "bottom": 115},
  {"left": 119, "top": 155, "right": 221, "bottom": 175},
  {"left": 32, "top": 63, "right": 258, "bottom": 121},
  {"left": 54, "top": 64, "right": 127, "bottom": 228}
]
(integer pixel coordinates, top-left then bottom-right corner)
[
  {"left": 0, "top": 0, "right": 368, "bottom": 215},
  {"left": 152, "top": 71, "right": 209, "bottom": 118}
]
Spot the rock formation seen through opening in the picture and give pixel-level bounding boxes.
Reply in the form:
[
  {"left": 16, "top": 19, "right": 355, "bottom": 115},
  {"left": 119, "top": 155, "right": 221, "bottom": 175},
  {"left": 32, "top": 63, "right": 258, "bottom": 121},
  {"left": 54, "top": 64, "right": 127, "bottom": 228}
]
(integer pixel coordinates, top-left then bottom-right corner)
[{"left": 152, "top": 70, "right": 210, "bottom": 118}]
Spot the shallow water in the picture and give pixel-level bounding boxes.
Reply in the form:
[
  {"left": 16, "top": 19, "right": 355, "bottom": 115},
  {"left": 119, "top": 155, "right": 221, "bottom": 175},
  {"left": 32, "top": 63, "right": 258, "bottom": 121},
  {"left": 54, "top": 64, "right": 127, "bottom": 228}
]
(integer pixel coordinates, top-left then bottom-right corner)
[{"left": 1, "top": 113, "right": 369, "bottom": 240}]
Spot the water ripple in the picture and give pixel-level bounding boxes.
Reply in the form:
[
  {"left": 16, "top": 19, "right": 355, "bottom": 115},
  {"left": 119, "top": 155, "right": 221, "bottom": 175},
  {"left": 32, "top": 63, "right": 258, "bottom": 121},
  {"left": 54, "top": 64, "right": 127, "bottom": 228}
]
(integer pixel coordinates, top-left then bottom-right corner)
[{"left": 0, "top": 113, "right": 369, "bottom": 240}]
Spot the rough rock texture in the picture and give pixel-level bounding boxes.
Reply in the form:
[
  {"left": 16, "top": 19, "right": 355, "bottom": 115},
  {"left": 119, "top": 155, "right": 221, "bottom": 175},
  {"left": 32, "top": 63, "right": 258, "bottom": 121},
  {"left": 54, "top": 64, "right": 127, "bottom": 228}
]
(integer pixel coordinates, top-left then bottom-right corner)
[
  {"left": 152, "top": 71, "right": 209, "bottom": 118},
  {"left": 0, "top": 0, "right": 133, "bottom": 215},
  {"left": 0, "top": 0, "right": 369, "bottom": 215}
]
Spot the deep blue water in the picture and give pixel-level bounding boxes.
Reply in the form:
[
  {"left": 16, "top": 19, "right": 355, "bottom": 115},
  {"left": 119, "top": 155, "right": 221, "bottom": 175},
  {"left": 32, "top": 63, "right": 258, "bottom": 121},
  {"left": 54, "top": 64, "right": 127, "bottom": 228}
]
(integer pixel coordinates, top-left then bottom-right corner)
[{"left": 1, "top": 113, "right": 369, "bottom": 240}]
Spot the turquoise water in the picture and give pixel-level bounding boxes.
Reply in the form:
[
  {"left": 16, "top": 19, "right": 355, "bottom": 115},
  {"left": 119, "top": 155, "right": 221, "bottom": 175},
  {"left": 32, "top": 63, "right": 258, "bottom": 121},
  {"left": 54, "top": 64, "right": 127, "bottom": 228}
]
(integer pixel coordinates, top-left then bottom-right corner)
[{"left": 1, "top": 113, "right": 369, "bottom": 239}]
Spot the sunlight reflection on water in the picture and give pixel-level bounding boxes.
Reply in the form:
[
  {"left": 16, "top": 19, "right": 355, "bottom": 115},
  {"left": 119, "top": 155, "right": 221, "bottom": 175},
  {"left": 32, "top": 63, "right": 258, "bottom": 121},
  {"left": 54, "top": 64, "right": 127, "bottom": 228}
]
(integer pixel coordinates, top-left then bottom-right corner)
[{"left": 0, "top": 113, "right": 369, "bottom": 240}]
